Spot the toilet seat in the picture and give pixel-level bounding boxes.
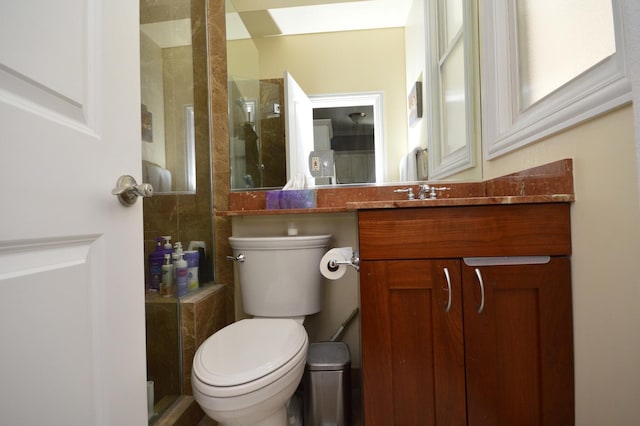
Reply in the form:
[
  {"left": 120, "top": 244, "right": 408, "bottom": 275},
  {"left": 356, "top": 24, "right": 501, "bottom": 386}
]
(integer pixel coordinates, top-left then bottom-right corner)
[{"left": 192, "top": 318, "right": 307, "bottom": 397}]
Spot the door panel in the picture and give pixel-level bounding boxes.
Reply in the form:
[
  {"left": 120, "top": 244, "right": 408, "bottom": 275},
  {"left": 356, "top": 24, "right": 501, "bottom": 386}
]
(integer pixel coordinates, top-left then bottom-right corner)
[
  {"left": 0, "top": 238, "right": 100, "bottom": 424},
  {"left": 284, "top": 71, "right": 314, "bottom": 184},
  {"left": 463, "top": 258, "right": 574, "bottom": 426},
  {"left": 360, "top": 260, "right": 466, "bottom": 425},
  {"left": 0, "top": 0, "right": 92, "bottom": 125},
  {"left": 0, "top": 0, "right": 146, "bottom": 424}
]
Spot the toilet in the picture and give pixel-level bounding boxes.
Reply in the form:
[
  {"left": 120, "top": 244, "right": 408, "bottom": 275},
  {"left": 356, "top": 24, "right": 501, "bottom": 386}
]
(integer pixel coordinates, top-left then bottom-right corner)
[{"left": 192, "top": 234, "right": 332, "bottom": 426}]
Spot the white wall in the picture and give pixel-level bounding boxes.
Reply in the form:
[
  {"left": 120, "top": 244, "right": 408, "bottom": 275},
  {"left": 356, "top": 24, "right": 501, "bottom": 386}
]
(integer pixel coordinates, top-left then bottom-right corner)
[
  {"left": 404, "top": 0, "right": 427, "bottom": 154},
  {"left": 250, "top": 28, "right": 407, "bottom": 183}
]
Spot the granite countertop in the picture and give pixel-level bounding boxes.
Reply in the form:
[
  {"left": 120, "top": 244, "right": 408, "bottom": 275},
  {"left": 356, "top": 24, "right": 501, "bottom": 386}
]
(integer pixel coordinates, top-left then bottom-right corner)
[
  {"left": 220, "top": 159, "right": 575, "bottom": 217},
  {"left": 345, "top": 193, "right": 575, "bottom": 210}
]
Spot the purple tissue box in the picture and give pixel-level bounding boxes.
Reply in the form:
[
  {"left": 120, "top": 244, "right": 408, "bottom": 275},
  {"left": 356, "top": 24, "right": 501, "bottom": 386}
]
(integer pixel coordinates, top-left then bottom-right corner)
[{"left": 266, "top": 190, "right": 316, "bottom": 209}]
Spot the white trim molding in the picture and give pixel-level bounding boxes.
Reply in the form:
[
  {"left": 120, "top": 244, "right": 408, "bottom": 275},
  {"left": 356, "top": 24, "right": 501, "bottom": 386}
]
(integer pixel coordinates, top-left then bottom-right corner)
[
  {"left": 424, "top": 0, "right": 480, "bottom": 180},
  {"left": 481, "top": 0, "right": 632, "bottom": 159},
  {"left": 309, "top": 92, "right": 385, "bottom": 183}
]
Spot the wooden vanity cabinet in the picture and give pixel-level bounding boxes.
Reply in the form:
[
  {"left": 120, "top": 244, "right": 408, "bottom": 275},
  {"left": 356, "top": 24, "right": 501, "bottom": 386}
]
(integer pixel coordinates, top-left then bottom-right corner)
[{"left": 358, "top": 204, "right": 574, "bottom": 426}]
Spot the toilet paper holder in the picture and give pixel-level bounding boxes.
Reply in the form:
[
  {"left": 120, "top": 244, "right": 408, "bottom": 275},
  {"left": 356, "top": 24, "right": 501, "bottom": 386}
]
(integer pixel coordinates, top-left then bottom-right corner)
[{"left": 327, "top": 251, "right": 360, "bottom": 272}]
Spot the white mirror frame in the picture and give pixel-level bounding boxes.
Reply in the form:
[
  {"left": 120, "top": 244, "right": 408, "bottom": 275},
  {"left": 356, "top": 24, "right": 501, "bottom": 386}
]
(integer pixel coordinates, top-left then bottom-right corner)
[{"left": 480, "top": 0, "right": 632, "bottom": 159}]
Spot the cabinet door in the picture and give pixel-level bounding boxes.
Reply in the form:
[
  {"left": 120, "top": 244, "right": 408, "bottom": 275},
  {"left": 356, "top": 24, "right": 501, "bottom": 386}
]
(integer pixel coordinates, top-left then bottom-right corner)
[
  {"left": 360, "top": 259, "right": 466, "bottom": 425},
  {"left": 462, "top": 257, "right": 574, "bottom": 426}
]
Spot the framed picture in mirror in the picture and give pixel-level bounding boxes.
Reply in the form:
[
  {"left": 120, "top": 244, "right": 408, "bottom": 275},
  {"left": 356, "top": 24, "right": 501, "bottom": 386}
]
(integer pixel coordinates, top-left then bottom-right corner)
[{"left": 408, "top": 81, "right": 423, "bottom": 127}]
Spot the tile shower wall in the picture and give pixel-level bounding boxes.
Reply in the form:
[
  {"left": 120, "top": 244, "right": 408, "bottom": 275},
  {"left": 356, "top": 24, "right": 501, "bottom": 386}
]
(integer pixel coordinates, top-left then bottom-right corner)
[
  {"left": 180, "top": 284, "right": 227, "bottom": 395},
  {"left": 145, "top": 285, "right": 227, "bottom": 401},
  {"left": 146, "top": 297, "right": 181, "bottom": 408},
  {"left": 142, "top": 0, "right": 214, "bottom": 289}
]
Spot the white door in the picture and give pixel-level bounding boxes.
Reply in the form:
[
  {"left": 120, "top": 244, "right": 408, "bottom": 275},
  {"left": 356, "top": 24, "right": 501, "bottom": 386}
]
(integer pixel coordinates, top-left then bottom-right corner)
[
  {"left": 284, "top": 71, "right": 314, "bottom": 186},
  {"left": 0, "top": 1, "right": 147, "bottom": 425}
]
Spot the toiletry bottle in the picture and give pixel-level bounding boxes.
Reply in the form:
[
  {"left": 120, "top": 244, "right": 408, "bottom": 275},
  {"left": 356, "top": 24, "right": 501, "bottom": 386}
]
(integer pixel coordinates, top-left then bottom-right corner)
[
  {"left": 160, "top": 254, "right": 174, "bottom": 297},
  {"left": 162, "top": 236, "right": 173, "bottom": 255},
  {"left": 175, "top": 252, "right": 188, "bottom": 297},
  {"left": 147, "top": 238, "right": 164, "bottom": 292},
  {"left": 172, "top": 242, "right": 183, "bottom": 278},
  {"left": 172, "top": 242, "right": 183, "bottom": 263},
  {"left": 184, "top": 250, "right": 200, "bottom": 292}
]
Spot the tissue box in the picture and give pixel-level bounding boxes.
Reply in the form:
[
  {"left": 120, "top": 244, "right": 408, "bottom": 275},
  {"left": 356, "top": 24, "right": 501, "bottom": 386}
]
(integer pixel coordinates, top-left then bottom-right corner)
[{"left": 266, "top": 190, "right": 316, "bottom": 209}]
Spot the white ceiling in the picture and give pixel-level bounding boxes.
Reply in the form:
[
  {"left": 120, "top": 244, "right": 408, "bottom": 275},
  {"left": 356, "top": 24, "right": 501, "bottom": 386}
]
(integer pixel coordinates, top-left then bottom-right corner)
[{"left": 226, "top": 0, "right": 414, "bottom": 40}]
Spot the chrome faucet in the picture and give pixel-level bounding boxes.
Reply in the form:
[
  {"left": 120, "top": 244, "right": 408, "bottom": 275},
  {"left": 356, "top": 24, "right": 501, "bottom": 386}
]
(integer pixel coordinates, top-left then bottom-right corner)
[
  {"left": 418, "top": 183, "right": 451, "bottom": 199},
  {"left": 395, "top": 184, "right": 451, "bottom": 200},
  {"left": 418, "top": 184, "right": 431, "bottom": 200},
  {"left": 393, "top": 187, "right": 415, "bottom": 200}
]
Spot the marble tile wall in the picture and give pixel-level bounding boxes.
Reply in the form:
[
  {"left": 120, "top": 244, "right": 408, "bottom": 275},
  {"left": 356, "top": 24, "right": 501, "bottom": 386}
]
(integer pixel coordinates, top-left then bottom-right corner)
[
  {"left": 142, "top": 0, "right": 214, "bottom": 291},
  {"left": 259, "top": 78, "right": 287, "bottom": 188},
  {"left": 145, "top": 296, "right": 181, "bottom": 408},
  {"left": 142, "top": 2, "right": 229, "bottom": 421},
  {"left": 145, "top": 285, "right": 227, "bottom": 400},
  {"left": 180, "top": 284, "right": 227, "bottom": 395},
  {"left": 207, "top": 0, "right": 235, "bottom": 323}
]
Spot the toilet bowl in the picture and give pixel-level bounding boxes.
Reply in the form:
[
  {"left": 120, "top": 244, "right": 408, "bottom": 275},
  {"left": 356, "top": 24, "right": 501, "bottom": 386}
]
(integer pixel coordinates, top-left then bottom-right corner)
[
  {"left": 192, "top": 234, "right": 331, "bottom": 425},
  {"left": 192, "top": 318, "right": 309, "bottom": 425}
]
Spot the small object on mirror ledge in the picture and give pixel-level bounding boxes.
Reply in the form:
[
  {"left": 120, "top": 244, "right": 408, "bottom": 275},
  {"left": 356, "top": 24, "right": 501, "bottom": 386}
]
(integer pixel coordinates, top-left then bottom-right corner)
[{"left": 266, "top": 189, "right": 316, "bottom": 209}]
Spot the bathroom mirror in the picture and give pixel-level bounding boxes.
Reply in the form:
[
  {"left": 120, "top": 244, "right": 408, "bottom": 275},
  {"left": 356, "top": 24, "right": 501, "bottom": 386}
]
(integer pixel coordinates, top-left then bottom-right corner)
[
  {"left": 225, "top": 0, "right": 482, "bottom": 190},
  {"left": 140, "top": 3, "right": 198, "bottom": 194}
]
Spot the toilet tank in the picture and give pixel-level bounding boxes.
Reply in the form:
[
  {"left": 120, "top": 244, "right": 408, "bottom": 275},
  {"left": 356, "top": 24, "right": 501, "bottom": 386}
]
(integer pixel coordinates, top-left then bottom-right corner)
[{"left": 229, "top": 235, "right": 332, "bottom": 317}]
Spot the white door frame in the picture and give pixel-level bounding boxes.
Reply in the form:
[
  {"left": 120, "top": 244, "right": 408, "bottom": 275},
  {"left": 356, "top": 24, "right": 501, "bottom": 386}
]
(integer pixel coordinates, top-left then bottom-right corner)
[{"left": 309, "top": 92, "right": 385, "bottom": 184}]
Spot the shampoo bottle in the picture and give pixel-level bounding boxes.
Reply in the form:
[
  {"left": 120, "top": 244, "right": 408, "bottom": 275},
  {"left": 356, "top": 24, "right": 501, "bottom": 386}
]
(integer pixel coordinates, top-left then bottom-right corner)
[
  {"left": 160, "top": 254, "right": 174, "bottom": 297},
  {"left": 175, "top": 253, "right": 188, "bottom": 298}
]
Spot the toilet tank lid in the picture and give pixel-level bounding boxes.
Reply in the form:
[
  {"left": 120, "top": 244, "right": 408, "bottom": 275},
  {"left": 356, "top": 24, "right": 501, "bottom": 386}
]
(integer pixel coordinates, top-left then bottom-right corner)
[
  {"left": 193, "top": 319, "right": 307, "bottom": 387},
  {"left": 229, "top": 234, "right": 332, "bottom": 250}
]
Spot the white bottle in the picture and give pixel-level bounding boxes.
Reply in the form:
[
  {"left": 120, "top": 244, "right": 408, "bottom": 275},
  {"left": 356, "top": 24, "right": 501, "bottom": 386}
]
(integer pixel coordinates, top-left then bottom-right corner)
[
  {"left": 175, "top": 253, "right": 188, "bottom": 298},
  {"left": 160, "top": 254, "right": 174, "bottom": 297},
  {"left": 172, "top": 242, "right": 184, "bottom": 280},
  {"left": 172, "top": 242, "right": 183, "bottom": 262},
  {"left": 162, "top": 236, "right": 173, "bottom": 252}
]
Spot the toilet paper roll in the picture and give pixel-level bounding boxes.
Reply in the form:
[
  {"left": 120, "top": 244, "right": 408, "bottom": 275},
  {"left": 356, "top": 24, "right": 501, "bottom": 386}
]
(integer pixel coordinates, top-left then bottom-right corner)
[{"left": 320, "top": 247, "right": 353, "bottom": 280}]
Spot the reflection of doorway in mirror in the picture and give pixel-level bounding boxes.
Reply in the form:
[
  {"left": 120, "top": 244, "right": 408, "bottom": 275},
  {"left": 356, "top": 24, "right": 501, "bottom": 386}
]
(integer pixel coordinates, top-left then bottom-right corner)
[
  {"left": 313, "top": 106, "right": 375, "bottom": 184},
  {"left": 310, "top": 93, "right": 385, "bottom": 186}
]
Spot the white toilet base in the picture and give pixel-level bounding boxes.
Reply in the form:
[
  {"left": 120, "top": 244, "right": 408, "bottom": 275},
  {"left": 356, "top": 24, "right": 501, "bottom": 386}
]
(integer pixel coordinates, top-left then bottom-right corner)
[
  {"left": 193, "top": 347, "right": 306, "bottom": 426},
  {"left": 214, "top": 405, "right": 286, "bottom": 426}
]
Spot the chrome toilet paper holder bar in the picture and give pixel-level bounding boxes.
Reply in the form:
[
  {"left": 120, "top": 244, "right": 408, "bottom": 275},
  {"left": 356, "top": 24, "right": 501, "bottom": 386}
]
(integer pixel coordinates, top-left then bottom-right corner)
[{"left": 327, "top": 251, "right": 360, "bottom": 272}]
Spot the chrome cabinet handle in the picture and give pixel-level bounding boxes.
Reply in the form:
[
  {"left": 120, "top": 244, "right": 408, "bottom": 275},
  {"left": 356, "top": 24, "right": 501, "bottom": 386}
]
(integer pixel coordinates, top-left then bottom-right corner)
[
  {"left": 443, "top": 267, "right": 452, "bottom": 313},
  {"left": 226, "top": 253, "right": 245, "bottom": 263},
  {"left": 474, "top": 268, "right": 485, "bottom": 314},
  {"left": 112, "top": 175, "right": 153, "bottom": 206}
]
